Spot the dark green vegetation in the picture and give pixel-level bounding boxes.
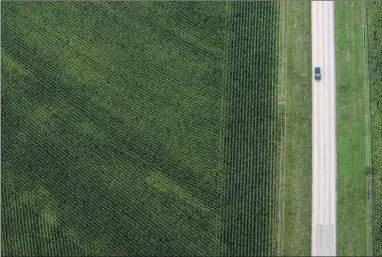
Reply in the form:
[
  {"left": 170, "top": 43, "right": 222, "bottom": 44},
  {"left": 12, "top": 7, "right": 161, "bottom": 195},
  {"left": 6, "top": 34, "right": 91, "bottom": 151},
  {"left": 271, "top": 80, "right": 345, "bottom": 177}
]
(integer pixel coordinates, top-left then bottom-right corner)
[
  {"left": 2, "top": 2, "right": 280, "bottom": 256},
  {"left": 367, "top": 2, "right": 382, "bottom": 256},
  {"left": 3, "top": 2, "right": 225, "bottom": 255},
  {"left": 335, "top": 2, "right": 367, "bottom": 256},
  {"left": 280, "top": 1, "right": 312, "bottom": 256},
  {"left": 222, "top": 2, "right": 279, "bottom": 256}
]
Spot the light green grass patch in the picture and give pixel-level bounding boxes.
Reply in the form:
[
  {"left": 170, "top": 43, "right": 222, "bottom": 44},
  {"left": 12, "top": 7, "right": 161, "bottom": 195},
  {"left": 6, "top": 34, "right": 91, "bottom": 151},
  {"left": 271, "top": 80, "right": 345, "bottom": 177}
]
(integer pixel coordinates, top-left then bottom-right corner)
[
  {"left": 336, "top": 2, "right": 367, "bottom": 256},
  {"left": 279, "top": 1, "right": 312, "bottom": 256}
]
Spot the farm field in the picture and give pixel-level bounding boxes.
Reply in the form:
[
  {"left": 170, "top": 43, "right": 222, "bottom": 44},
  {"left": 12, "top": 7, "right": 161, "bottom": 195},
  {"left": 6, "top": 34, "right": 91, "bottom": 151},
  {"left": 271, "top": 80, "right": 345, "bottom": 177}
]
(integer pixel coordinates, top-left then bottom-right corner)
[
  {"left": 222, "top": 2, "right": 279, "bottom": 256},
  {"left": 367, "top": 2, "right": 382, "bottom": 256},
  {"left": 1, "top": 2, "right": 280, "bottom": 256},
  {"left": 335, "top": 2, "right": 367, "bottom": 256},
  {"left": 277, "top": 1, "right": 312, "bottom": 256}
]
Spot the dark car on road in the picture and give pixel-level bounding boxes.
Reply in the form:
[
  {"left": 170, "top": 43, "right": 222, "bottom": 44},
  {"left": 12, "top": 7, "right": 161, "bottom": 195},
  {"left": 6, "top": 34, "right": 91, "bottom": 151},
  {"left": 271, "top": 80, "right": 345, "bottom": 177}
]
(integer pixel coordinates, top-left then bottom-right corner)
[{"left": 314, "top": 67, "right": 321, "bottom": 81}]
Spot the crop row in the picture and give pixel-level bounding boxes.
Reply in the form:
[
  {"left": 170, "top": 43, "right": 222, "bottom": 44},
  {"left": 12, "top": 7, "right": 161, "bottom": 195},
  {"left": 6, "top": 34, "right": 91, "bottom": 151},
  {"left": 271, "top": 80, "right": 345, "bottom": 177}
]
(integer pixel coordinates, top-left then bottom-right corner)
[
  {"left": 221, "top": 2, "right": 280, "bottom": 256},
  {"left": 367, "top": 2, "right": 382, "bottom": 256}
]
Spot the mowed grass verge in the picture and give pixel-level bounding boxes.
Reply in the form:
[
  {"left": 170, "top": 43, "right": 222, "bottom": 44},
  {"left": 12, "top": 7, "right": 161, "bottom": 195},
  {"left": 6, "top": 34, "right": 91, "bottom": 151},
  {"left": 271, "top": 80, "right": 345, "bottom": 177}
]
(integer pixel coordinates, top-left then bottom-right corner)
[
  {"left": 335, "top": 2, "right": 367, "bottom": 256},
  {"left": 367, "top": 2, "right": 382, "bottom": 256},
  {"left": 2, "top": 2, "right": 281, "bottom": 256},
  {"left": 279, "top": 1, "right": 312, "bottom": 256}
]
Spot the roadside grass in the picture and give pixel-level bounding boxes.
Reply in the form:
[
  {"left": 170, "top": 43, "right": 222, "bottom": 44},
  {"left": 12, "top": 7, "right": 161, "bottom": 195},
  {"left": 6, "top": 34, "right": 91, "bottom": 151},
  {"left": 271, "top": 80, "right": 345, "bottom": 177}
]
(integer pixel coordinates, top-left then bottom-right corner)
[
  {"left": 279, "top": 1, "right": 312, "bottom": 256},
  {"left": 335, "top": 2, "right": 367, "bottom": 256}
]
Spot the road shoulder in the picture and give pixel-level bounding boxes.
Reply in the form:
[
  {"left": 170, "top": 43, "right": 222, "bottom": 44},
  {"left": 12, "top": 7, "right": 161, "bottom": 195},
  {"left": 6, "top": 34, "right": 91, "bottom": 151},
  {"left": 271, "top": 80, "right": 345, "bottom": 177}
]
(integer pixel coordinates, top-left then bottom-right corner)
[
  {"left": 277, "top": 1, "right": 312, "bottom": 255},
  {"left": 335, "top": 2, "right": 368, "bottom": 256}
]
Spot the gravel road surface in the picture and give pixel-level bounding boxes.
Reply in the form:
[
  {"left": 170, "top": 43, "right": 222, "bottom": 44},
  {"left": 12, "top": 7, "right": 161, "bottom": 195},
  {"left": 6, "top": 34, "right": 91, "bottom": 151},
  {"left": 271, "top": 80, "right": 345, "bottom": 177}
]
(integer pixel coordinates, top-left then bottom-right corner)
[{"left": 311, "top": 1, "right": 337, "bottom": 256}]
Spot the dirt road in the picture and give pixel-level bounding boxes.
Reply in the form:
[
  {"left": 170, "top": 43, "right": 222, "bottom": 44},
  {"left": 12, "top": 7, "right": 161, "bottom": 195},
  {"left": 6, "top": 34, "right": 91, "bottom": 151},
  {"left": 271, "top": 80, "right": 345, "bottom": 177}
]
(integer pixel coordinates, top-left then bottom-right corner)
[{"left": 311, "top": 1, "right": 337, "bottom": 256}]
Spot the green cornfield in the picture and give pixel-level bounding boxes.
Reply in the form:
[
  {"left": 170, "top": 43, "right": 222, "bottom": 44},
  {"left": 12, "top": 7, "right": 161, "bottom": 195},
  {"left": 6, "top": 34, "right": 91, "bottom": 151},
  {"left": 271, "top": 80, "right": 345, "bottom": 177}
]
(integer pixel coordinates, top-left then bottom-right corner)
[
  {"left": 222, "top": 2, "right": 279, "bottom": 256},
  {"left": 367, "top": 2, "right": 382, "bottom": 256},
  {"left": 1, "top": 1, "right": 280, "bottom": 256}
]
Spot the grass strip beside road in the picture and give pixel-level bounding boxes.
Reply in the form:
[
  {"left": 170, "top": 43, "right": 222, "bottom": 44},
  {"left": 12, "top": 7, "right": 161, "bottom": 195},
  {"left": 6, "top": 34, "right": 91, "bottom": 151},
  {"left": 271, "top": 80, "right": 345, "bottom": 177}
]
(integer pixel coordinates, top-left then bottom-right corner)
[
  {"left": 279, "top": 1, "right": 311, "bottom": 256},
  {"left": 335, "top": 2, "right": 367, "bottom": 256}
]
